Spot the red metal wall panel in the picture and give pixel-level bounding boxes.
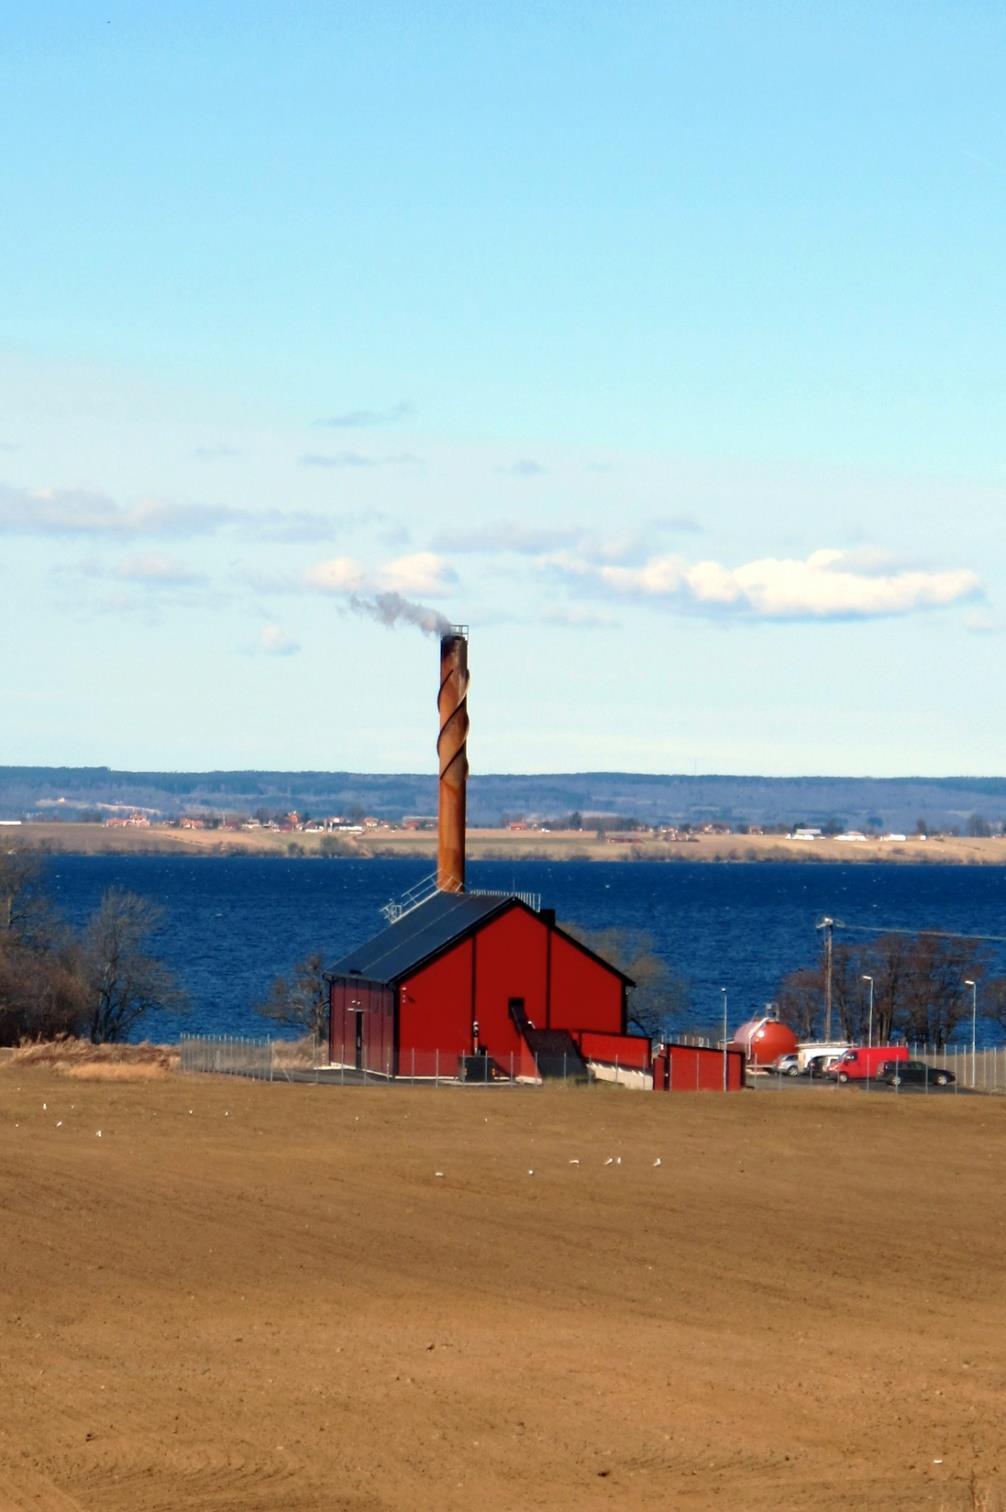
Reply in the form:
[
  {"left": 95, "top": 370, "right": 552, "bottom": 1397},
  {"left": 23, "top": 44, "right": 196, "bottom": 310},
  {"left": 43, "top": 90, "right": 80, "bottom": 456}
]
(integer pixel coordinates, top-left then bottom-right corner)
[
  {"left": 473, "top": 907, "right": 549, "bottom": 1060},
  {"left": 575, "top": 1029, "right": 651, "bottom": 1070},
  {"left": 548, "top": 931, "right": 624, "bottom": 1034},
  {"left": 329, "top": 978, "right": 394, "bottom": 1072},
  {"left": 652, "top": 1044, "right": 745, "bottom": 1092},
  {"left": 398, "top": 941, "right": 474, "bottom": 1078}
]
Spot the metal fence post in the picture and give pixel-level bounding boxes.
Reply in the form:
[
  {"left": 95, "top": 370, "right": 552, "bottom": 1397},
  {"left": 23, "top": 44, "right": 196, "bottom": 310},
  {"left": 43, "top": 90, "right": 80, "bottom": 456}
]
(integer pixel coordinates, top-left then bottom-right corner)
[{"left": 435, "top": 1048, "right": 439, "bottom": 1088}]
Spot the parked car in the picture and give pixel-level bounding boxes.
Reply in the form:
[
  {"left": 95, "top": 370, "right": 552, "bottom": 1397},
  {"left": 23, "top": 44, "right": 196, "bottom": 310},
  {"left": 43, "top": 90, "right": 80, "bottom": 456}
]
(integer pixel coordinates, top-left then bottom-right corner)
[
  {"left": 877, "top": 1059, "right": 955, "bottom": 1087},
  {"left": 833, "top": 1045, "right": 910, "bottom": 1083},
  {"left": 805, "top": 1054, "right": 835, "bottom": 1079},
  {"left": 773, "top": 1053, "right": 802, "bottom": 1076}
]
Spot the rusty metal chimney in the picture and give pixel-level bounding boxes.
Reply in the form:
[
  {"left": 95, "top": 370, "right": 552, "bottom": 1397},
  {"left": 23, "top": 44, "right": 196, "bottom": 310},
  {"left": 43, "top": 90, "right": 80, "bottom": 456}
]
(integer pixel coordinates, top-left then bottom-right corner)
[{"left": 437, "top": 626, "right": 469, "bottom": 892}]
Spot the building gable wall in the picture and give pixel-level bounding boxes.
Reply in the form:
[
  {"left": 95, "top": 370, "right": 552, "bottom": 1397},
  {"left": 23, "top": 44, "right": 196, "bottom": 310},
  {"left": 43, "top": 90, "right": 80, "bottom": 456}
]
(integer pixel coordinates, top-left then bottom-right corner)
[
  {"left": 474, "top": 906, "right": 549, "bottom": 1044},
  {"left": 548, "top": 929, "right": 624, "bottom": 1034}
]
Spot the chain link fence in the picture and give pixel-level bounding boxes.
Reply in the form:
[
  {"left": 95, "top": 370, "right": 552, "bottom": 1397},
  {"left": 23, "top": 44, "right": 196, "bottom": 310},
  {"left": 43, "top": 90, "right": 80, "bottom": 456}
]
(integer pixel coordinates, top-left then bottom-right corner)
[
  {"left": 911, "top": 1043, "right": 1006, "bottom": 1093},
  {"left": 179, "top": 1035, "right": 651, "bottom": 1088},
  {"left": 181, "top": 1033, "right": 1006, "bottom": 1094},
  {"left": 750, "top": 1043, "right": 1006, "bottom": 1094}
]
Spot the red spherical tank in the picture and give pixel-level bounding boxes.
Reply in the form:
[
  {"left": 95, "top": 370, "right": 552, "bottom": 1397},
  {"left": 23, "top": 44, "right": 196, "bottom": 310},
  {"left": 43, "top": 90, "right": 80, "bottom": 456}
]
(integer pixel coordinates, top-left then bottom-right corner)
[{"left": 731, "top": 1015, "right": 798, "bottom": 1067}]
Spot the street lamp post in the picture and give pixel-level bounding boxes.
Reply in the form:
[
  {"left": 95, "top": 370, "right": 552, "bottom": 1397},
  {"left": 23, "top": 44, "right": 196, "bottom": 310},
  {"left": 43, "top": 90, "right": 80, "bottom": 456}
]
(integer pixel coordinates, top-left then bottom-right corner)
[
  {"left": 721, "top": 987, "right": 728, "bottom": 1091},
  {"left": 862, "top": 975, "right": 874, "bottom": 1049},
  {"left": 965, "top": 978, "right": 977, "bottom": 1087}
]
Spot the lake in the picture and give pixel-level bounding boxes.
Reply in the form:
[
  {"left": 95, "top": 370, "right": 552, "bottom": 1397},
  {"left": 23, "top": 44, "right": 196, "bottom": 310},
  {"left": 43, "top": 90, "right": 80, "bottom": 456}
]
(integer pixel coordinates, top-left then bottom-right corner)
[{"left": 42, "top": 855, "right": 1006, "bottom": 1045}]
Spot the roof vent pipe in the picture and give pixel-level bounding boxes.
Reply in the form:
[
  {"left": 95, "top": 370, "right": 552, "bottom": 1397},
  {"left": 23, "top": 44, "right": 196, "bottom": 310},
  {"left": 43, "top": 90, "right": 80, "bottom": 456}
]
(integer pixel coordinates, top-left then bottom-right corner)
[{"left": 437, "top": 627, "right": 469, "bottom": 893}]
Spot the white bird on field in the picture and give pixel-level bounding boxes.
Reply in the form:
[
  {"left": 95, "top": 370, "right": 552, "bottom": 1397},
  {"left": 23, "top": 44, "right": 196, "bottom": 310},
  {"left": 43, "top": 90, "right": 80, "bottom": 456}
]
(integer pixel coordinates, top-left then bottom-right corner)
[
  {"left": 55, "top": 1121, "right": 62, "bottom": 1129},
  {"left": 653, "top": 1158, "right": 662, "bottom": 1167},
  {"left": 42, "top": 1103, "right": 47, "bottom": 1111},
  {"left": 435, "top": 1171, "right": 445, "bottom": 1178},
  {"left": 615, "top": 1156, "right": 622, "bottom": 1165},
  {"left": 95, "top": 1130, "right": 102, "bottom": 1138},
  {"left": 568, "top": 1158, "right": 580, "bottom": 1165},
  {"left": 527, "top": 1169, "right": 535, "bottom": 1176},
  {"left": 603, "top": 1157, "right": 614, "bottom": 1166}
]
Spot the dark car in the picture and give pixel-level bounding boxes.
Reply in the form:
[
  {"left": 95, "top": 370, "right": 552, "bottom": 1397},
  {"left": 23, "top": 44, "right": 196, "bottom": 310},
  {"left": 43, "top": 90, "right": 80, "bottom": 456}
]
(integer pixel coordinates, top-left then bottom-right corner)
[
  {"left": 804, "top": 1054, "right": 834, "bottom": 1079},
  {"left": 877, "top": 1059, "right": 955, "bottom": 1087}
]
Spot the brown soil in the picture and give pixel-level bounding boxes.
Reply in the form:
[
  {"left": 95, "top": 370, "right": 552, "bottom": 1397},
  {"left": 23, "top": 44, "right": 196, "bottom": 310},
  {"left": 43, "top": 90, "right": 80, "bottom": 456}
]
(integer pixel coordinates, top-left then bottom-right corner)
[{"left": 1, "top": 1076, "right": 1005, "bottom": 1510}]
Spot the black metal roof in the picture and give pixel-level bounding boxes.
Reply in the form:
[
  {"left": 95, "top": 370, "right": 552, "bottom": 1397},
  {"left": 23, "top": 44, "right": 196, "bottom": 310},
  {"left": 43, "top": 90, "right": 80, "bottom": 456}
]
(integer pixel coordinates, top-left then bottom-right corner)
[{"left": 327, "top": 890, "right": 513, "bottom": 985}]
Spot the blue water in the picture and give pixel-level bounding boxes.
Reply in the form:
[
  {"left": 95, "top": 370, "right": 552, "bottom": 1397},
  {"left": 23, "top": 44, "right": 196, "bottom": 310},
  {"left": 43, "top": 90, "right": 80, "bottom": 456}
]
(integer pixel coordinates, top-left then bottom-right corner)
[{"left": 43, "top": 856, "right": 1006, "bottom": 1044}]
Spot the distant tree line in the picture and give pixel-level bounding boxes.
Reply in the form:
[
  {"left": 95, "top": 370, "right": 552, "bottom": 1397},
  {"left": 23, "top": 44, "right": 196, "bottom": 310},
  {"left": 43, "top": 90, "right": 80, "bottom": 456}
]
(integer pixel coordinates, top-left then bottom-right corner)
[{"left": 0, "top": 850, "right": 185, "bottom": 1045}]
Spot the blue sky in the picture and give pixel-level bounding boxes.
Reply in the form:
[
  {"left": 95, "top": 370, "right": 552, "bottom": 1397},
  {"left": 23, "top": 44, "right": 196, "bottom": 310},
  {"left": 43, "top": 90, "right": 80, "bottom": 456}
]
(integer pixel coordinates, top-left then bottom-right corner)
[{"left": 2, "top": 2, "right": 1002, "bottom": 776}]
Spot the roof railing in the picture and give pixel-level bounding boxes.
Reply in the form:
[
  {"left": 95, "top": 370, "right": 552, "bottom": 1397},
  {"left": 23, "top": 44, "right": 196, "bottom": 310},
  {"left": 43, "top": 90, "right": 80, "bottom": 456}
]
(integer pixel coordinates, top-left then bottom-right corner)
[
  {"left": 467, "top": 888, "right": 542, "bottom": 912},
  {"left": 379, "top": 876, "right": 541, "bottom": 925}
]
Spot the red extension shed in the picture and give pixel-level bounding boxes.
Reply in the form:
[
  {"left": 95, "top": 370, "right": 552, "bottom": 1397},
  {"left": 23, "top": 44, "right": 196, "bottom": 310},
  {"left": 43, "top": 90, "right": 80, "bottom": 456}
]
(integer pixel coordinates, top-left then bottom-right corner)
[
  {"left": 652, "top": 1042, "right": 746, "bottom": 1093},
  {"left": 327, "top": 891, "right": 648, "bottom": 1081}
]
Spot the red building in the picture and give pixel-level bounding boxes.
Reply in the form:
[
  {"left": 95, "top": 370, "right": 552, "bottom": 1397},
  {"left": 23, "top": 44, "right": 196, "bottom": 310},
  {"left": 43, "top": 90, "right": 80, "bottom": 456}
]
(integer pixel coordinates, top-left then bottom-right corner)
[
  {"left": 327, "top": 890, "right": 649, "bottom": 1081},
  {"left": 651, "top": 1042, "right": 746, "bottom": 1092}
]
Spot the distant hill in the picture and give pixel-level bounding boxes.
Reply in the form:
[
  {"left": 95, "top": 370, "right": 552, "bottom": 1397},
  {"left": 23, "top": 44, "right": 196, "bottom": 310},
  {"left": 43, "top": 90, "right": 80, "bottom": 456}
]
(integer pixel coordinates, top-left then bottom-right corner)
[{"left": 2, "top": 766, "right": 1005, "bottom": 833}]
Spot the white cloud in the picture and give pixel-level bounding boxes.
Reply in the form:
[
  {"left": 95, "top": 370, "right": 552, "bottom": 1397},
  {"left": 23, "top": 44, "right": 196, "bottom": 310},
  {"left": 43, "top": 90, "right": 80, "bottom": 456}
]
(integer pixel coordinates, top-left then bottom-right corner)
[
  {"left": 305, "top": 551, "right": 455, "bottom": 599},
  {"left": 259, "top": 624, "right": 301, "bottom": 656},
  {"left": 542, "top": 606, "right": 620, "bottom": 630},
  {"left": 110, "top": 552, "right": 203, "bottom": 586},
  {"left": 548, "top": 546, "right": 981, "bottom": 621},
  {"left": 494, "top": 459, "right": 547, "bottom": 477},
  {"left": 0, "top": 481, "right": 348, "bottom": 543},
  {"left": 376, "top": 552, "right": 457, "bottom": 596},
  {"left": 303, "top": 556, "right": 366, "bottom": 593},
  {"left": 0, "top": 483, "right": 235, "bottom": 537},
  {"left": 435, "top": 521, "right": 582, "bottom": 555},
  {"left": 315, "top": 400, "right": 414, "bottom": 428}
]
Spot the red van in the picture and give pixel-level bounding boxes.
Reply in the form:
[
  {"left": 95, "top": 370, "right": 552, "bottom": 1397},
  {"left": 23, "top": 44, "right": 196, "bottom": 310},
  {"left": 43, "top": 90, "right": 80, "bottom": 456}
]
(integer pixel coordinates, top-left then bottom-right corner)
[{"left": 833, "top": 1045, "right": 909, "bottom": 1083}]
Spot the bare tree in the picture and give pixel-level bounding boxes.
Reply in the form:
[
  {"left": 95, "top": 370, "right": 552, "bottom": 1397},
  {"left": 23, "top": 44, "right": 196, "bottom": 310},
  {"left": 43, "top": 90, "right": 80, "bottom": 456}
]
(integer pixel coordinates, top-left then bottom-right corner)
[
  {"left": 81, "top": 888, "right": 186, "bottom": 1043},
  {"left": 0, "top": 848, "right": 53, "bottom": 946},
  {"left": 777, "top": 966, "right": 824, "bottom": 1039},
  {"left": 776, "top": 929, "right": 988, "bottom": 1048},
  {"left": 0, "top": 849, "right": 88, "bottom": 1044},
  {"left": 257, "top": 951, "right": 328, "bottom": 1038}
]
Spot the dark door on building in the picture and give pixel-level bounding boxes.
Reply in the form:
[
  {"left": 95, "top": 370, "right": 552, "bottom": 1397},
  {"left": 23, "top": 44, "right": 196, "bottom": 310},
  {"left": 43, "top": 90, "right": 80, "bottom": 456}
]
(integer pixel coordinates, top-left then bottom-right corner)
[
  {"left": 354, "top": 1009, "right": 363, "bottom": 1071},
  {"left": 508, "top": 996, "right": 529, "bottom": 1032}
]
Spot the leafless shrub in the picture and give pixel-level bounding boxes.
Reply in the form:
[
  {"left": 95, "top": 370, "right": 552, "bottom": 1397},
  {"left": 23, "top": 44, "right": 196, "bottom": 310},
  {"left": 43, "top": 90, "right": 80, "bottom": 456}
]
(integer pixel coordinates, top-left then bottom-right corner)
[
  {"left": 269, "top": 1035, "right": 319, "bottom": 1069},
  {"left": 62, "top": 1060, "right": 172, "bottom": 1081},
  {"left": 5, "top": 1038, "right": 177, "bottom": 1071}
]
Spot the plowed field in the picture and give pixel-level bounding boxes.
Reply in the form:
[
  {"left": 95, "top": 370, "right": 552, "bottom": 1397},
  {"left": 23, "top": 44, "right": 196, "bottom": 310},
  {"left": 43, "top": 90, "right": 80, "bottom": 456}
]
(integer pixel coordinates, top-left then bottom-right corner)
[{"left": 1, "top": 1074, "right": 1004, "bottom": 1510}]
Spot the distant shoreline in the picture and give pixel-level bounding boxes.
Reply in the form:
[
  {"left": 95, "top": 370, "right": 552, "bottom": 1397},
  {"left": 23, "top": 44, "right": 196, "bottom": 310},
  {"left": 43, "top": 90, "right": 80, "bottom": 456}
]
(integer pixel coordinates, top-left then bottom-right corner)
[{"left": 7, "top": 822, "right": 1006, "bottom": 866}]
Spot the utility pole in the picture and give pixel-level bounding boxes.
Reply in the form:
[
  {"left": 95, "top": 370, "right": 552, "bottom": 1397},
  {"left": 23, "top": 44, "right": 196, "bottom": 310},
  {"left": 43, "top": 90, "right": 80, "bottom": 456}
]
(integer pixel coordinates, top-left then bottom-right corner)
[
  {"left": 721, "top": 986, "right": 728, "bottom": 1091},
  {"left": 818, "top": 916, "right": 835, "bottom": 1040}
]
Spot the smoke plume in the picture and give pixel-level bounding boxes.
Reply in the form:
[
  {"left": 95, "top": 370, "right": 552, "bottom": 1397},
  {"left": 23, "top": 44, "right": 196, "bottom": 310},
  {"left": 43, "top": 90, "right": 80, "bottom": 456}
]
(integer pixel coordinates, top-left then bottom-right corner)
[{"left": 350, "top": 591, "right": 452, "bottom": 636}]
